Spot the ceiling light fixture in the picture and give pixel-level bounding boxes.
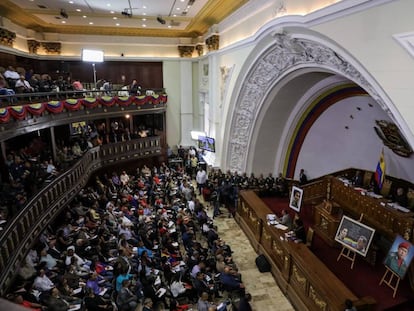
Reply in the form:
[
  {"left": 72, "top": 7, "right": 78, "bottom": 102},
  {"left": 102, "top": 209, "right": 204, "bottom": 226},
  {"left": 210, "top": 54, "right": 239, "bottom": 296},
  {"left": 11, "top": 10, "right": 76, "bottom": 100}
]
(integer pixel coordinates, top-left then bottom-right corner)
[
  {"left": 121, "top": 9, "right": 132, "bottom": 17},
  {"left": 60, "top": 9, "right": 69, "bottom": 19},
  {"left": 157, "top": 16, "right": 166, "bottom": 24}
]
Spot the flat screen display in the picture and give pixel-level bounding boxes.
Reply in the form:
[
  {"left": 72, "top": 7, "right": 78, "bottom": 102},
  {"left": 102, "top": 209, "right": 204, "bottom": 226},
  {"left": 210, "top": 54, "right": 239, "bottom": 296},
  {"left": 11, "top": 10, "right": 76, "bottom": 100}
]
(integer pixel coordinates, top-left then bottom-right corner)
[
  {"left": 70, "top": 121, "right": 87, "bottom": 136},
  {"left": 198, "top": 136, "right": 215, "bottom": 153},
  {"left": 82, "top": 49, "right": 104, "bottom": 62}
]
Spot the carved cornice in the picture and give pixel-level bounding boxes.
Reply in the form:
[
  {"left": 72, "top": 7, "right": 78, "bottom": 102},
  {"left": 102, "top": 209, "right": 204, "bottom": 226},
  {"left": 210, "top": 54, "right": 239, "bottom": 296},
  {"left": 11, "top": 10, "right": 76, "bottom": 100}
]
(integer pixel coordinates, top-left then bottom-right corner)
[
  {"left": 178, "top": 45, "right": 195, "bottom": 58},
  {"left": 0, "top": 28, "right": 16, "bottom": 47},
  {"left": 206, "top": 34, "right": 219, "bottom": 51},
  {"left": 196, "top": 44, "right": 204, "bottom": 57},
  {"left": 227, "top": 33, "right": 388, "bottom": 172},
  {"left": 27, "top": 40, "right": 40, "bottom": 54},
  {"left": 41, "top": 42, "right": 61, "bottom": 55}
]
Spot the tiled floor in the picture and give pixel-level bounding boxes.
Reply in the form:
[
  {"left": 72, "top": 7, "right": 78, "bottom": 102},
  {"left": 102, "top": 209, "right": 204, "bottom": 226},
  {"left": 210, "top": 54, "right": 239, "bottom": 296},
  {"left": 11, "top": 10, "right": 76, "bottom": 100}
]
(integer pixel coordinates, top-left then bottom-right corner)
[{"left": 211, "top": 212, "right": 294, "bottom": 311}]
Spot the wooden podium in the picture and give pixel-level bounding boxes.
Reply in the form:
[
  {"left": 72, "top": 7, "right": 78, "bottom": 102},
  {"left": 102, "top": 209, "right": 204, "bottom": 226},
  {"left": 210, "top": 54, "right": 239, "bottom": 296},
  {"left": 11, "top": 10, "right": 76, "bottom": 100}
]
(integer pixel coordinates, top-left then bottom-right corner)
[{"left": 314, "top": 200, "right": 341, "bottom": 246}]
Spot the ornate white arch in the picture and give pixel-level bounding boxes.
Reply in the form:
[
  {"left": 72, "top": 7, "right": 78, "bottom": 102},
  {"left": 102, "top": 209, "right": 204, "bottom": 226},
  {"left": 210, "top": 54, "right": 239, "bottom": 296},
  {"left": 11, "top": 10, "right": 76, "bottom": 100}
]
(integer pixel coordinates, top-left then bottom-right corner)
[{"left": 225, "top": 32, "right": 392, "bottom": 172}]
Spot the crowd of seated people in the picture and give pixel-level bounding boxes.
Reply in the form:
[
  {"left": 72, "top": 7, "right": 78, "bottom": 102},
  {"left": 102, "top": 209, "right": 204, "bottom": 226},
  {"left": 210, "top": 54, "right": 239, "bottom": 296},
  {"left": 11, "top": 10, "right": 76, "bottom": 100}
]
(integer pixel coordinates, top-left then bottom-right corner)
[
  {"left": 4, "top": 162, "right": 252, "bottom": 311},
  {"left": 0, "top": 66, "right": 152, "bottom": 100},
  {"left": 0, "top": 66, "right": 73, "bottom": 95},
  {"left": 0, "top": 120, "right": 162, "bottom": 231},
  {"left": 0, "top": 135, "right": 94, "bottom": 227}
]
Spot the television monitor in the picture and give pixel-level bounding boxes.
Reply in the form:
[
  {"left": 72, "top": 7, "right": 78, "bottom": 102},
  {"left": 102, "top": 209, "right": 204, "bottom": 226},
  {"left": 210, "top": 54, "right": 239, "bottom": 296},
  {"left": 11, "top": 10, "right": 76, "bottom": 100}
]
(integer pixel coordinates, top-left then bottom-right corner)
[
  {"left": 198, "top": 136, "right": 215, "bottom": 153},
  {"left": 335, "top": 215, "right": 375, "bottom": 257},
  {"left": 70, "top": 121, "right": 86, "bottom": 136}
]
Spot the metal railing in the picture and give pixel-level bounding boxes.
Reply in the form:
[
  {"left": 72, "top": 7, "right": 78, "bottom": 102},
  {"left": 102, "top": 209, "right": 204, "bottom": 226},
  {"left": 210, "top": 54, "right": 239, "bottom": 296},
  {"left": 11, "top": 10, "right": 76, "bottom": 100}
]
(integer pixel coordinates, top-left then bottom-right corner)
[{"left": 0, "top": 88, "right": 166, "bottom": 108}]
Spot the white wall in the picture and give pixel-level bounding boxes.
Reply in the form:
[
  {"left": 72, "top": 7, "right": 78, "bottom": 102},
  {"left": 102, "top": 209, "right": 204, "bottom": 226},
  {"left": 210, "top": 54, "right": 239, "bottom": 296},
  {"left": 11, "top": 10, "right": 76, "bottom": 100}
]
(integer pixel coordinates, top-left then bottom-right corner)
[
  {"left": 311, "top": 0, "right": 414, "bottom": 146},
  {"left": 296, "top": 95, "right": 414, "bottom": 183}
]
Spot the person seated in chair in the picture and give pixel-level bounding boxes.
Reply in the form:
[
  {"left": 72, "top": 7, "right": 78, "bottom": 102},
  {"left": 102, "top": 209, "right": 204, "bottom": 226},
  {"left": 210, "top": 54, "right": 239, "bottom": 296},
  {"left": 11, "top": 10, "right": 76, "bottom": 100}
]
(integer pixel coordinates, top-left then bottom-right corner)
[
  {"left": 116, "top": 279, "right": 138, "bottom": 311},
  {"left": 392, "top": 187, "right": 408, "bottom": 207},
  {"left": 84, "top": 286, "right": 113, "bottom": 311},
  {"left": 15, "top": 75, "right": 34, "bottom": 93},
  {"left": 278, "top": 209, "right": 292, "bottom": 230},
  {"left": 219, "top": 266, "right": 245, "bottom": 296},
  {"left": 292, "top": 218, "right": 306, "bottom": 242},
  {"left": 274, "top": 173, "right": 288, "bottom": 197}
]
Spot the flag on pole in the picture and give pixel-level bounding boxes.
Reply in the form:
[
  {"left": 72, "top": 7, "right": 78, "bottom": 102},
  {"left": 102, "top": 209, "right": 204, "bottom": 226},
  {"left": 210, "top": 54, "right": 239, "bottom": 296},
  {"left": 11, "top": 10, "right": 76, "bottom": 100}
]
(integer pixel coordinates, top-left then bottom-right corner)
[{"left": 374, "top": 149, "right": 386, "bottom": 190}]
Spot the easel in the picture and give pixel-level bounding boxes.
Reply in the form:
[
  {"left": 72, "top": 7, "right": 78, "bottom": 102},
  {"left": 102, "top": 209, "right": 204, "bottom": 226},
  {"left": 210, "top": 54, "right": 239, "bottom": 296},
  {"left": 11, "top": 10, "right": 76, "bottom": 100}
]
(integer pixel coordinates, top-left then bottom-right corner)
[
  {"left": 379, "top": 267, "right": 400, "bottom": 298},
  {"left": 337, "top": 246, "right": 357, "bottom": 269},
  {"left": 336, "top": 213, "right": 363, "bottom": 269}
]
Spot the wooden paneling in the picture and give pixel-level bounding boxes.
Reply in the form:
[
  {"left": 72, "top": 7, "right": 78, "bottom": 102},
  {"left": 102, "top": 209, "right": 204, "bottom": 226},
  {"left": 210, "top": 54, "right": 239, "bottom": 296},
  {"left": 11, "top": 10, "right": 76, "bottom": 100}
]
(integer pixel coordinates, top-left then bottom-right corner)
[
  {"left": 237, "top": 191, "right": 375, "bottom": 311},
  {"left": 328, "top": 177, "right": 414, "bottom": 241},
  {"left": 0, "top": 52, "right": 163, "bottom": 88}
]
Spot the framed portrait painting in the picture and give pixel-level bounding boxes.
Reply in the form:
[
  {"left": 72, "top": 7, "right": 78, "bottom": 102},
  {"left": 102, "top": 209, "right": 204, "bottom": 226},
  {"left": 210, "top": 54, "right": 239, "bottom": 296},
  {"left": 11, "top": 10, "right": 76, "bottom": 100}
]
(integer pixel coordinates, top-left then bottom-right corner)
[
  {"left": 335, "top": 215, "right": 376, "bottom": 257},
  {"left": 289, "top": 186, "right": 303, "bottom": 212},
  {"left": 384, "top": 235, "right": 414, "bottom": 279}
]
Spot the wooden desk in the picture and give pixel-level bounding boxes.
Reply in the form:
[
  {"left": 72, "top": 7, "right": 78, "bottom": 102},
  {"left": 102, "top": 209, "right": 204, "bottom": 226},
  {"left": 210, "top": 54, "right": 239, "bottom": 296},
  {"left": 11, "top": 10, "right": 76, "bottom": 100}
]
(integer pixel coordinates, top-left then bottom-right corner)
[
  {"left": 329, "top": 177, "right": 414, "bottom": 241},
  {"left": 237, "top": 191, "right": 375, "bottom": 311},
  {"left": 314, "top": 202, "right": 341, "bottom": 246},
  {"left": 302, "top": 176, "right": 414, "bottom": 243}
]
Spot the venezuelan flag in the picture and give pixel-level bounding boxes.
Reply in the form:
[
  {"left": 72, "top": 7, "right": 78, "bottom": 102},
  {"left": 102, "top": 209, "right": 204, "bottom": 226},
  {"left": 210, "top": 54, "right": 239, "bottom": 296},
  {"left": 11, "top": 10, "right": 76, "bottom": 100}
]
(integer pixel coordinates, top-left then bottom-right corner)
[{"left": 374, "top": 150, "right": 386, "bottom": 190}]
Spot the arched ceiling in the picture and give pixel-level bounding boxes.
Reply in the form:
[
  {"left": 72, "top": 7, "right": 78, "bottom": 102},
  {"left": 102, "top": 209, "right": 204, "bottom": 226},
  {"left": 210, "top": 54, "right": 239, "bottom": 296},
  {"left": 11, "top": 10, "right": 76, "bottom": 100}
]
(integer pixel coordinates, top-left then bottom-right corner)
[{"left": 248, "top": 70, "right": 334, "bottom": 175}]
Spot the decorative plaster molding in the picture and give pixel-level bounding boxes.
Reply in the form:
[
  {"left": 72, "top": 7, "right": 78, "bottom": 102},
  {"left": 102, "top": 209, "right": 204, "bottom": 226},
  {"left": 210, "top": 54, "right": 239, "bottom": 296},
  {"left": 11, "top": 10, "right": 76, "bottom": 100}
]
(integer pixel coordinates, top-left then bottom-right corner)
[
  {"left": 178, "top": 45, "right": 195, "bottom": 58},
  {"left": 206, "top": 34, "right": 220, "bottom": 52},
  {"left": 0, "top": 28, "right": 16, "bottom": 47},
  {"left": 27, "top": 39, "right": 40, "bottom": 54},
  {"left": 196, "top": 44, "right": 204, "bottom": 57},
  {"left": 41, "top": 42, "right": 61, "bottom": 55},
  {"left": 227, "top": 33, "right": 387, "bottom": 172},
  {"left": 220, "top": 65, "right": 235, "bottom": 107},
  {"left": 393, "top": 32, "right": 414, "bottom": 60}
]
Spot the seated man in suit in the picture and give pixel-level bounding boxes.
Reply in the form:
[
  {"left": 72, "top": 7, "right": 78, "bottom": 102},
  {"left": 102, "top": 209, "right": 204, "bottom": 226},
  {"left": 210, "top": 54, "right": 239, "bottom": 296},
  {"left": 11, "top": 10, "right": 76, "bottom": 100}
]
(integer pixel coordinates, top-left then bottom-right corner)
[{"left": 219, "top": 266, "right": 245, "bottom": 296}]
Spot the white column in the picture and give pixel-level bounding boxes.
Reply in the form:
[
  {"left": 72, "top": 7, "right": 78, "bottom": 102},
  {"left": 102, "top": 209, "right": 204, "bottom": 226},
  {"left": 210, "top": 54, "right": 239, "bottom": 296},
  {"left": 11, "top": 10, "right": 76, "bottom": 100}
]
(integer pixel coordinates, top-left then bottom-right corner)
[
  {"left": 179, "top": 60, "right": 194, "bottom": 146},
  {"left": 208, "top": 53, "right": 221, "bottom": 167}
]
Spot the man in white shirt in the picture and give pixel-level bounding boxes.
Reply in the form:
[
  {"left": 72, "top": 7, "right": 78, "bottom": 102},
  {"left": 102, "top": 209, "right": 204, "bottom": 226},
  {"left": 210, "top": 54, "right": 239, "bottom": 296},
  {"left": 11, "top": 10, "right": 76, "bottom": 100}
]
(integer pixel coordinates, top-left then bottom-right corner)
[
  {"left": 187, "top": 197, "right": 195, "bottom": 213},
  {"left": 3, "top": 66, "right": 20, "bottom": 80},
  {"left": 15, "top": 75, "right": 34, "bottom": 93},
  {"left": 33, "top": 269, "right": 54, "bottom": 292},
  {"left": 196, "top": 167, "right": 208, "bottom": 195}
]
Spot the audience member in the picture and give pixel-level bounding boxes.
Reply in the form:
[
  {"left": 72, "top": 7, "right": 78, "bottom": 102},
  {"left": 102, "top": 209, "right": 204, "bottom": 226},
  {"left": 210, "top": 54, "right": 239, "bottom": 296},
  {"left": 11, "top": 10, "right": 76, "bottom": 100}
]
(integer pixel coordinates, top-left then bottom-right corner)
[
  {"left": 278, "top": 209, "right": 292, "bottom": 230},
  {"left": 116, "top": 279, "right": 138, "bottom": 311},
  {"left": 129, "top": 79, "right": 141, "bottom": 96},
  {"left": 3, "top": 66, "right": 20, "bottom": 80},
  {"left": 72, "top": 79, "right": 84, "bottom": 91}
]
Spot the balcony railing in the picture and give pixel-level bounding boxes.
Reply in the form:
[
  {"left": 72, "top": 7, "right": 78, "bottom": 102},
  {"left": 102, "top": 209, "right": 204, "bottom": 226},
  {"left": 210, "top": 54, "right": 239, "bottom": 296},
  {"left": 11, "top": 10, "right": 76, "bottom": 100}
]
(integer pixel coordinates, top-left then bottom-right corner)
[{"left": 0, "top": 136, "right": 162, "bottom": 295}]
